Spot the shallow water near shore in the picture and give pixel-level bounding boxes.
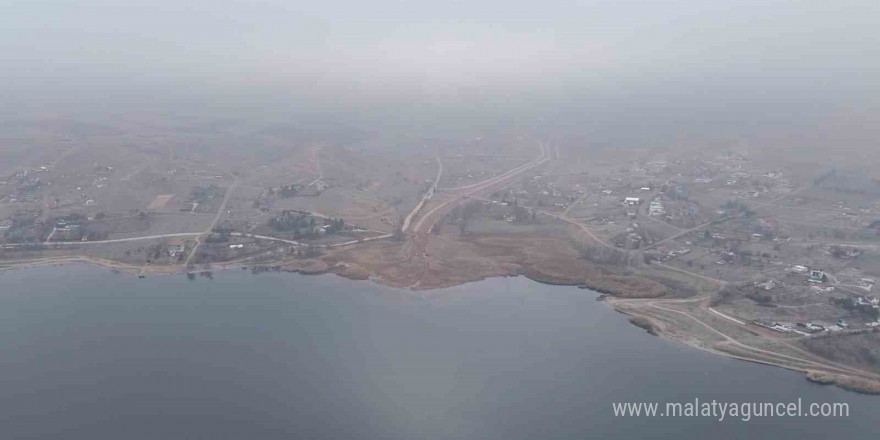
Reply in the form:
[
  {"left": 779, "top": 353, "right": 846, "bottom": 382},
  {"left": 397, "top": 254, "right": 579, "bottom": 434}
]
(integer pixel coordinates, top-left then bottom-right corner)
[{"left": 0, "top": 264, "right": 876, "bottom": 439}]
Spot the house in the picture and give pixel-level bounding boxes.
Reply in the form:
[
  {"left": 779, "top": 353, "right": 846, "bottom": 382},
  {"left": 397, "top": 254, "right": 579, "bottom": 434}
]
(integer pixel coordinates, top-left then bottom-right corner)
[
  {"left": 0, "top": 219, "right": 11, "bottom": 230},
  {"left": 756, "top": 279, "right": 778, "bottom": 290},
  {"left": 624, "top": 197, "right": 641, "bottom": 206},
  {"left": 810, "top": 285, "right": 835, "bottom": 294},
  {"left": 809, "top": 269, "right": 828, "bottom": 283},
  {"left": 771, "top": 322, "right": 793, "bottom": 332},
  {"left": 167, "top": 239, "right": 187, "bottom": 257},
  {"left": 805, "top": 323, "right": 825, "bottom": 332},
  {"left": 649, "top": 200, "right": 664, "bottom": 216}
]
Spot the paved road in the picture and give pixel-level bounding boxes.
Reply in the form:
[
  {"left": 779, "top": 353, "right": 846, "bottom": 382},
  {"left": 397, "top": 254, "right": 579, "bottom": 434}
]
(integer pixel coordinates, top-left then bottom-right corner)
[
  {"left": 185, "top": 178, "right": 239, "bottom": 268},
  {"left": 402, "top": 152, "right": 443, "bottom": 233},
  {"left": 4, "top": 232, "right": 202, "bottom": 247},
  {"left": 411, "top": 141, "right": 549, "bottom": 235},
  {"left": 209, "top": 179, "right": 238, "bottom": 231},
  {"left": 646, "top": 302, "right": 868, "bottom": 377},
  {"left": 641, "top": 215, "right": 736, "bottom": 250},
  {"left": 304, "top": 145, "right": 325, "bottom": 188}
]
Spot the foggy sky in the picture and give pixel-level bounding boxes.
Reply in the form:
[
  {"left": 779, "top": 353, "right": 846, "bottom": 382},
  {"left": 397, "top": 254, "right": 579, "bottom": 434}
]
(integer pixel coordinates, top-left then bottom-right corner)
[{"left": 2, "top": 0, "right": 879, "bottom": 130}]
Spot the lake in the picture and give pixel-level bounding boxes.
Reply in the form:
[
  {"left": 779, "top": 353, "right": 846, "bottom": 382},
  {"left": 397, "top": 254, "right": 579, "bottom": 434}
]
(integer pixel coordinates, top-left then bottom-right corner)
[{"left": 0, "top": 264, "right": 875, "bottom": 439}]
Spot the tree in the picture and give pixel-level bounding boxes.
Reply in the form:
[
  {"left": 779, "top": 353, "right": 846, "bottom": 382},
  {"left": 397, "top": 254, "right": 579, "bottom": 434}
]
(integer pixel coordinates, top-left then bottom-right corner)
[
  {"left": 302, "top": 244, "right": 323, "bottom": 258},
  {"left": 279, "top": 184, "right": 298, "bottom": 198},
  {"left": 459, "top": 201, "right": 481, "bottom": 234},
  {"left": 392, "top": 227, "right": 406, "bottom": 241}
]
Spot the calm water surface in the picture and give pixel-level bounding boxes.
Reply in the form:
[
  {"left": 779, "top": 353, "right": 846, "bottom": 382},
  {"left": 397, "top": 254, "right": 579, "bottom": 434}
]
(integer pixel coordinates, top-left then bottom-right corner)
[{"left": 0, "top": 264, "right": 876, "bottom": 439}]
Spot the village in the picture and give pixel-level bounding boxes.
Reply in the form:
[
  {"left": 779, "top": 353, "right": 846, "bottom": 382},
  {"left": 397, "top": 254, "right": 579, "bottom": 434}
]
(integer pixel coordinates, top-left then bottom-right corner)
[
  {"left": 429, "top": 143, "right": 880, "bottom": 341},
  {"left": 2, "top": 115, "right": 880, "bottom": 392}
]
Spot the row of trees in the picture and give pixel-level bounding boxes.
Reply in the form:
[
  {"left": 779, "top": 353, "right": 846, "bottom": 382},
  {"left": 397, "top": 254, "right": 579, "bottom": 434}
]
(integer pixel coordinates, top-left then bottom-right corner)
[
  {"left": 271, "top": 211, "right": 316, "bottom": 232},
  {"left": 579, "top": 243, "right": 636, "bottom": 266},
  {"left": 447, "top": 201, "right": 536, "bottom": 235},
  {"left": 270, "top": 211, "right": 345, "bottom": 237}
]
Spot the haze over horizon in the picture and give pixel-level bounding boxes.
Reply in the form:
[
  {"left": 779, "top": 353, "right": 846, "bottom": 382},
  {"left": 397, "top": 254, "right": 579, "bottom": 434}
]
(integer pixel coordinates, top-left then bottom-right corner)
[{"left": 2, "top": 0, "right": 879, "bottom": 144}]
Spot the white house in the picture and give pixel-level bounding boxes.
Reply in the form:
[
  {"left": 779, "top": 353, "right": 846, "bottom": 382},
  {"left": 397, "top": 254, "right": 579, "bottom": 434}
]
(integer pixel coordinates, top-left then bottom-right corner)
[{"left": 649, "top": 200, "right": 664, "bottom": 216}]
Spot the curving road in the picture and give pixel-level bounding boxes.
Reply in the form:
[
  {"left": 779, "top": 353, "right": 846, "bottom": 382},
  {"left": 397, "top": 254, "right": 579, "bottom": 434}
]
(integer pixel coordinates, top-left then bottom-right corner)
[
  {"left": 402, "top": 152, "right": 443, "bottom": 233},
  {"left": 410, "top": 140, "right": 550, "bottom": 235}
]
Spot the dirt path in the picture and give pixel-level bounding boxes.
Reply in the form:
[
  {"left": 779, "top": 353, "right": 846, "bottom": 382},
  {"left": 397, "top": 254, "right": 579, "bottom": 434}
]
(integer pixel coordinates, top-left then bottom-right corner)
[
  {"left": 185, "top": 178, "right": 239, "bottom": 269},
  {"left": 643, "top": 301, "right": 879, "bottom": 380},
  {"left": 708, "top": 307, "right": 747, "bottom": 325},
  {"left": 605, "top": 286, "right": 880, "bottom": 392},
  {"left": 539, "top": 210, "right": 614, "bottom": 249},
  {"left": 654, "top": 262, "right": 727, "bottom": 286}
]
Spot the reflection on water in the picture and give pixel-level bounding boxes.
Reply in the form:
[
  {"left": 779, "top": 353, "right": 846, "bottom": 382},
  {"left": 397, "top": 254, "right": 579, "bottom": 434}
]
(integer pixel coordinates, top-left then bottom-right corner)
[{"left": 0, "top": 265, "right": 874, "bottom": 439}]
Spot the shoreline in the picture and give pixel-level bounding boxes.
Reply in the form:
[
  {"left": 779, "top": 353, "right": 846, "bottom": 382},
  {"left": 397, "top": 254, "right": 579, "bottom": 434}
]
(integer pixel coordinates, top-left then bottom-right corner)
[
  {"left": 610, "top": 301, "right": 880, "bottom": 396},
  {"left": 3, "top": 254, "right": 880, "bottom": 396}
]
